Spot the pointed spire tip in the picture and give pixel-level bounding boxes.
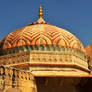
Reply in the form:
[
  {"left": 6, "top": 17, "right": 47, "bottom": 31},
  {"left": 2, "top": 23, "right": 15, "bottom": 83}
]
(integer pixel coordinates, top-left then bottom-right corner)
[{"left": 38, "top": 5, "right": 43, "bottom": 18}]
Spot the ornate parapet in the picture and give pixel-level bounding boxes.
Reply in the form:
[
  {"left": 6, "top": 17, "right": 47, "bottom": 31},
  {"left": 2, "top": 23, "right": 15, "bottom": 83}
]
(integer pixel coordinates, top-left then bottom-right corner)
[
  {"left": 0, "top": 51, "right": 30, "bottom": 66},
  {"left": 0, "top": 65, "right": 37, "bottom": 92},
  {"left": 0, "top": 50, "right": 89, "bottom": 76},
  {"left": 29, "top": 51, "right": 88, "bottom": 69}
]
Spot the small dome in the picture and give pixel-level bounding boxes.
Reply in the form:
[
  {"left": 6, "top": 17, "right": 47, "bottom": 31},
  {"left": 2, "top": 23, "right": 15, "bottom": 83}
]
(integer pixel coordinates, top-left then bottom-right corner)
[
  {"left": 85, "top": 44, "right": 92, "bottom": 57},
  {"left": 0, "top": 6, "right": 84, "bottom": 54}
]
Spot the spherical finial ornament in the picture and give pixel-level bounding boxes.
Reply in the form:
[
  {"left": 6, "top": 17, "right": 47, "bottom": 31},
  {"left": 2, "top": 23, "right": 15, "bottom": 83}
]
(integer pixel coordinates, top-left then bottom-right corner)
[{"left": 38, "top": 5, "right": 43, "bottom": 18}]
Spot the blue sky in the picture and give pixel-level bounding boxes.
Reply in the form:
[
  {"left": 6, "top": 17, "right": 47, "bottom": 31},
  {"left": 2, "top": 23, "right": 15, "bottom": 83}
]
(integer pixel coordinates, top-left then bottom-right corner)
[{"left": 0, "top": 0, "right": 92, "bottom": 47}]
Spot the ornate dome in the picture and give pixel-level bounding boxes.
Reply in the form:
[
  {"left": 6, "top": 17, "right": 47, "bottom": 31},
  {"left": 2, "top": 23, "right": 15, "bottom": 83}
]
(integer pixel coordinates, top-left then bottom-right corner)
[{"left": 0, "top": 6, "right": 84, "bottom": 54}]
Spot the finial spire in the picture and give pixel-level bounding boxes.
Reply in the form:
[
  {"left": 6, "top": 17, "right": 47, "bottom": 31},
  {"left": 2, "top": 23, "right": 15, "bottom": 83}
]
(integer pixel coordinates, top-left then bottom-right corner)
[
  {"left": 38, "top": 5, "right": 43, "bottom": 18},
  {"left": 37, "top": 5, "right": 45, "bottom": 23}
]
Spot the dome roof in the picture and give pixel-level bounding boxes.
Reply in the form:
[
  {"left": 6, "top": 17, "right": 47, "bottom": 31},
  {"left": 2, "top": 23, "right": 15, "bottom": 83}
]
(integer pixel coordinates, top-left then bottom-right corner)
[
  {"left": 0, "top": 24, "right": 84, "bottom": 51},
  {"left": 0, "top": 6, "right": 84, "bottom": 53}
]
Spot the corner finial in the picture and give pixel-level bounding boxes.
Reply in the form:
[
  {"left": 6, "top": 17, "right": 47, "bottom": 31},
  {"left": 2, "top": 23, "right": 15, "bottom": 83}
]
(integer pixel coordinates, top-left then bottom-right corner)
[{"left": 38, "top": 5, "right": 43, "bottom": 18}]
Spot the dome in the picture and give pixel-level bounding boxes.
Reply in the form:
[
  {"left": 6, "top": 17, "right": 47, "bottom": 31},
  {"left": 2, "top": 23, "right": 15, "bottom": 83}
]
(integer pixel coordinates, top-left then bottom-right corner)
[
  {"left": 0, "top": 24, "right": 84, "bottom": 50},
  {"left": 0, "top": 6, "right": 84, "bottom": 54}
]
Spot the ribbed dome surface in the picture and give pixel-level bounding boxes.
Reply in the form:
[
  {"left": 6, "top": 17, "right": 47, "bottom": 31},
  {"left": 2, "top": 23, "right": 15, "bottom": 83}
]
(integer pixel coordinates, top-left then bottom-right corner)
[{"left": 0, "top": 23, "right": 84, "bottom": 52}]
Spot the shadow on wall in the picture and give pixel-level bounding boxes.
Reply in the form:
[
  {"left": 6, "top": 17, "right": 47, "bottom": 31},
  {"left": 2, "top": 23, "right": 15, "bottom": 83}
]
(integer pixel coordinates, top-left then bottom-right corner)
[{"left": 5, "top": 88, "right": 22, "bottom": 92}]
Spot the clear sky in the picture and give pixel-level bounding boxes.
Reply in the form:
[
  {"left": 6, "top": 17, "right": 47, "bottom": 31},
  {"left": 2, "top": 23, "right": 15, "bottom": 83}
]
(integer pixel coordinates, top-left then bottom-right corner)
[{"left": 0, "top": 0, "right": 92, "bottom": 47}]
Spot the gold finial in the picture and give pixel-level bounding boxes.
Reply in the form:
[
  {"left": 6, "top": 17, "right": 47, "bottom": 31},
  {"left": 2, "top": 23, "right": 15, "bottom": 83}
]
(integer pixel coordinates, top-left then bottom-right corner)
[{"left": 38, "top": 5, "right": 43, "bottom": 18}]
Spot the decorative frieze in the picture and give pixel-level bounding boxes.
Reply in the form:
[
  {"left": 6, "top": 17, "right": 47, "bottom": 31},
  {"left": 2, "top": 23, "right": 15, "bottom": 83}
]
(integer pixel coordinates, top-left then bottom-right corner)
[{"left": 0, "top": 50, "right": 88, "bottom": 72}]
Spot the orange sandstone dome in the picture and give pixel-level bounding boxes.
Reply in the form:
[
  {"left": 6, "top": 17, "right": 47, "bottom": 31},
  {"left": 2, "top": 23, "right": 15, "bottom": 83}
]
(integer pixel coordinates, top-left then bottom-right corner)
[{"left": 0, "top": 6, "right": 84, "bottom": 54}]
